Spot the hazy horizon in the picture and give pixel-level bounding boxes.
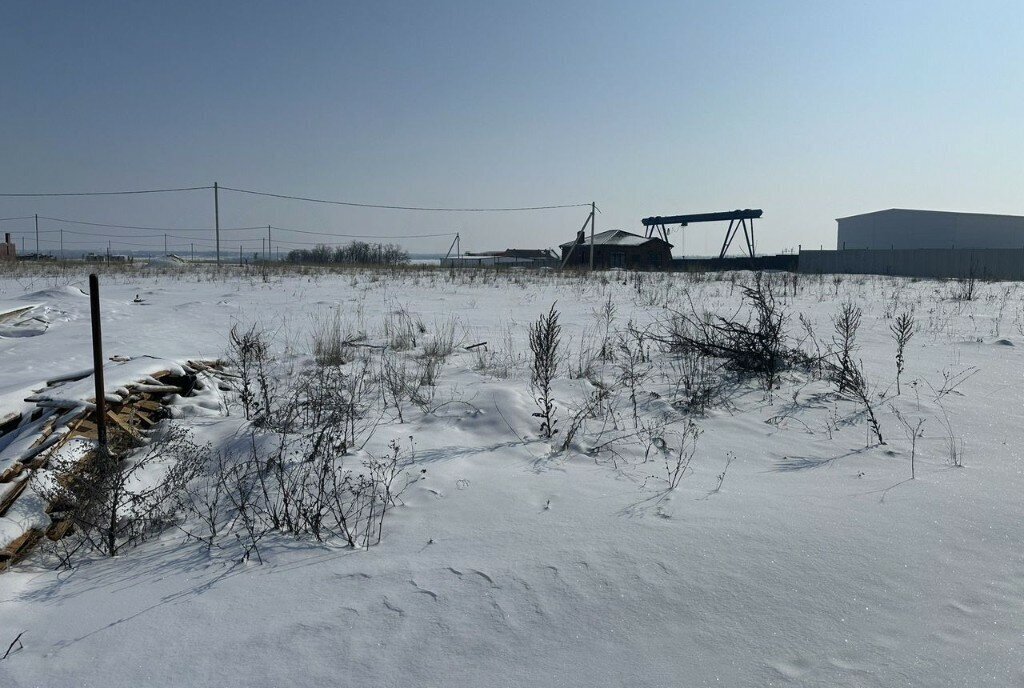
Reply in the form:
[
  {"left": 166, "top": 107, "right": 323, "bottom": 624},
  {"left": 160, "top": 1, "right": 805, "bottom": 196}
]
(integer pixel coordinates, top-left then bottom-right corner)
[{"left": 2, "top": 1, "right": 1022, "bottom": 257}]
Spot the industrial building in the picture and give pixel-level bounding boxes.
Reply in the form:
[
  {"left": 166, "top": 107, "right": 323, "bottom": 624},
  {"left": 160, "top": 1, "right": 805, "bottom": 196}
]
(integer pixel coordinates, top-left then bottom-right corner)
[
  {"left": 837, "top": 209, "right": 1024, "bottom": 250},
  {"left": 440, "top": 248, "right": 559, "bottom": 268},
  {"left": 560, "top": 230, "right": 672, "bottom": 269}
]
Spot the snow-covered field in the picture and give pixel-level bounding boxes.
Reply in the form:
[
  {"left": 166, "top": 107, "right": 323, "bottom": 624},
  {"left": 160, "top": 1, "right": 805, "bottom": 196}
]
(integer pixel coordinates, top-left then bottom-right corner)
[{"left": 0, "top": 264, "right": 1021, "bottom": 687}]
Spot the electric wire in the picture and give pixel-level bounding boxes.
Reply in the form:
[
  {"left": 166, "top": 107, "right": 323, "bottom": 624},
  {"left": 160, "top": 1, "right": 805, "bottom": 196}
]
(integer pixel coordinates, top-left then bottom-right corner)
[
  {"left": 220, "top": 185, "right": 589, "bottom": 212},
  {"left": 268, "top": 225, "right": 456, "bottom": 239},
  {"left": 37, "top": 216, "right": 263, "bottom": 232},
  {"left": 1, "top": 182, "right": 588, "bottom": 212},
  {"left": 0, "top": 186, "right": 212, "bottom": 197},
  {"left": 2, "top": 182, "right": 591, "bottom": 253}
]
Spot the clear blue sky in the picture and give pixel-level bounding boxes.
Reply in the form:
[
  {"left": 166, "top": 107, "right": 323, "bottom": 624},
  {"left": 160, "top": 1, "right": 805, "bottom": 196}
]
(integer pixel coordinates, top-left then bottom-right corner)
[{"left": 2, "top": 1, "right": 1021, "bottom": 256}]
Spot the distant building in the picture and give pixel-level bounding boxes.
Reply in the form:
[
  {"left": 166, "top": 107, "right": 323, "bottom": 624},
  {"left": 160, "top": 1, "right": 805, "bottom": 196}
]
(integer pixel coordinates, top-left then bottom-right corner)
[
  {"left": 83, "top": 252, "right": 132, "bottom": 263},
  {"left": 0, "top": 233, "right": 15, "bottom": 261},
  {"left": 560, "top": 229, "right": 672, "bottom": 269},
  {"left": 837, "top": 209, "right": 1024, "bottom": 250},
  {"left": 441, "top": 248, "right": 559, "bottom": 268}
]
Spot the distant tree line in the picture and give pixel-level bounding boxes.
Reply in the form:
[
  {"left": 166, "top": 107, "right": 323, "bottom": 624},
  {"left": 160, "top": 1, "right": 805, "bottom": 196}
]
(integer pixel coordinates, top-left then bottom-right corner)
[{"left": 286, "top": 241, "right": 410, "bottom": 266}]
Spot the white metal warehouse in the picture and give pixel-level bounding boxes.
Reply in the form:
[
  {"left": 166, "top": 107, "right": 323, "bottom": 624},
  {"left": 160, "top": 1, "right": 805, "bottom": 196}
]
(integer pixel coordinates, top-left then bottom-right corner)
[{"left": 837, "top": 209, "right": 1024, "bottom": 250}]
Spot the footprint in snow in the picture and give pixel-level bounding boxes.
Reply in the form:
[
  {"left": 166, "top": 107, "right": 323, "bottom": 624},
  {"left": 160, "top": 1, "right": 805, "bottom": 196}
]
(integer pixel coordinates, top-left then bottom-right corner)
[
  {"left": 770, "top": 657, "right": 811, "bottom": 680},
  {"left": 409, "top": 580, "right": 439, "bottom": 600},
  {"left": 446, "top": 566, "right": 498, "bottom": 587},
  {"left": 382, "top": 597, "right": 405, "bottom": 616},
  {"left": 335, "top": 572, "right": 372, "bottom": 581},
  {"left": 470, "top": 569, "right": 498, "bottom": 587}
]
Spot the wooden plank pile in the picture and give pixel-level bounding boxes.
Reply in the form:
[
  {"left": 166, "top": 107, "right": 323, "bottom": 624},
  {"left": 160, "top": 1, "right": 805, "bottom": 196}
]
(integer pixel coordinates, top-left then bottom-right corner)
[
  {"left": 0, "top": 305, "right": 37, "bottom": 325},
  {"left": 0, "top": 359, "right": 229, "bottom": 571}
]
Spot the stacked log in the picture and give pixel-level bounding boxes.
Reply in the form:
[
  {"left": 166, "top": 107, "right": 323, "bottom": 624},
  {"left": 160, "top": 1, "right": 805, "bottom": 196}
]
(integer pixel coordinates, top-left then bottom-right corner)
[{"left": 0, "top": 359, "right": 229, "bottom": 571}]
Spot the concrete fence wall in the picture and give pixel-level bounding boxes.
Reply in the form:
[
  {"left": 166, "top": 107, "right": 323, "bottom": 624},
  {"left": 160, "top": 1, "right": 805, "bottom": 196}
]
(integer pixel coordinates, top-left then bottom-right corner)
[
  {"left": 798, "top": 248, "right": 1024, "bottom": 280},
  {"left": 672, "top": 254, "right": 798, "bottom": 272}
]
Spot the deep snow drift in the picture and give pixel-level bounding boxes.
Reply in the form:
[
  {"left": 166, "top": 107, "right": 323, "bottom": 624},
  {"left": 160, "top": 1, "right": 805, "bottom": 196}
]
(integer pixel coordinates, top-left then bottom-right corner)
[{"left": 0, "top": 265, "right": 1021, "bottom": 687}]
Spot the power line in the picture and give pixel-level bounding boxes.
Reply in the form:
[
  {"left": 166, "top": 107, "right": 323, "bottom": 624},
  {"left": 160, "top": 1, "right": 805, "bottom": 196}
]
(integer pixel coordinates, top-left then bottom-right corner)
[
  {"left": 51, "top": 228, "right": 223, "bottom": 243},
  {"left": 221, "top": 185, "right": 589, "bottom": 212},
  {"left": 10, "top": 233, "right": 218, "bottom": 248},
  {"left": 269, "top": 238, "right": 413, "bottom": 247},
  {"left": 269, "top": 225, "right": 456, "bottom": 239},
  {"left": 44, "top": 220, "right": 453, "bottom": 241},
  {"left": 24, "top": 236, "right": 345, "bottom": 249},
  {"left": 25, "top": 214, "right": 459, "bottom": 240},
  {"left": 0, "top": 216, "right": 35, "bottom": 222},
  {"left": 21, "top": 225, "right": 452, "bottom": 244},
  {"left": 2, "top": 182, "right": 588, "bottom": 213},
  {"left": 30, "top": 238, "right": 180, "bottom": 248},
  {"left": 38, "top": 215, "right": 261, "bottom": 232},
  {"left": 0, "top": 185, "right": 212, "bottom": 197}
]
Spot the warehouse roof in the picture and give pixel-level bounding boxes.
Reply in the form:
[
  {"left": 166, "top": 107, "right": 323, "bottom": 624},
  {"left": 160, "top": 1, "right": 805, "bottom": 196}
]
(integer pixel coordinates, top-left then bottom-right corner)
[
  {"left": 464, "top": 248, "right": 557, "bottom": 259},
  {"left": 836, "top": 208, "right": 1024, "bottom": 222}
]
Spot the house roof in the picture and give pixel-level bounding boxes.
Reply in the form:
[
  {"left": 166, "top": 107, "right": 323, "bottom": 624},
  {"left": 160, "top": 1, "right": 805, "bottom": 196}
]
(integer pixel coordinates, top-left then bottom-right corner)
[
  {"left": 559, "top": 229, "right": 673, "bottom": 249},
  {"left": 464, "top": 248, "right": 557, "bottom": 259}
]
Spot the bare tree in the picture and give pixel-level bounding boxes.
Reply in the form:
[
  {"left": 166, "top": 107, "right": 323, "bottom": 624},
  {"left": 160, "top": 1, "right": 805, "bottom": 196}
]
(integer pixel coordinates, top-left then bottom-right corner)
[
  {"left": 36, "top": 426, "right": 208, "bottom": 558},
  {"left": 664, "top": 420, "right": 702, "bottom": 490},
  {"left": 831, "top": 301, "right": 862, "bottom": 395},
  {"left": 892, "top": 408, "right": 924, "bottom": 479},
  {"left": 890, "top": 306, "right": 915, "bottom": 395},
  {"left": 656, "top": 273, "right": 794, "bottom": 398},
  {"left": 529, "top": 304, "right": 562, "bottom": 439},
  {"left": 617, "top": 323, "right": 652, "bottom": 428},
  {"left": 227, "top": 323, "right": 276, "bottom": 422},
  {"left": 380, "top": 352, "right": 412, "bottom": 423}
]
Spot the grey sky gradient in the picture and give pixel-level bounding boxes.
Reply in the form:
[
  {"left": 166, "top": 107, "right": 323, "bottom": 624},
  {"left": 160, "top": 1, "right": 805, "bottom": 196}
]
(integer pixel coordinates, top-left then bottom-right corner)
[{"left": 2, "top": 1, "right": 1022, "bottom": 257}]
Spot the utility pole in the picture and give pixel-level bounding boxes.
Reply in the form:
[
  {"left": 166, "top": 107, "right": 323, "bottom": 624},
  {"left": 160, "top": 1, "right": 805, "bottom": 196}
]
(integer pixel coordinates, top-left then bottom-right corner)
[
  {"left": 443, "top": 233, "right": 460, "bottom": 266},
  {"left": 35, "top": 214, "right": 39, "bottom": 256},
  {"left": 267, "top": 225, "right": 272, "bottom": 261},
  {"left": 214, "top": 181, "right": 221, "bottom": 266},
  {"left": 191, "top": 242, "right": 194, "bottom": 262},
  {"left": 106, "top": 240, "right": 111, "bottom": 262},
  {"left": 60, "top": 228, "right": 64, "bottom": 262},
  {"left": 164, "top": 233, "right": 168, "bottom": 255},
  {"left": 262, "top": 237, "right": 265, "bottom": 260},
  {"left": 589, "top": 202, "right": 596, "bottom": 272}
]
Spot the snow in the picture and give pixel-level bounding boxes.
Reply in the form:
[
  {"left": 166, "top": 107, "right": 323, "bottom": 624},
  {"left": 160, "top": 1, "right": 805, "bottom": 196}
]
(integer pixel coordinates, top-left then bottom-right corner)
[{"left": 0, "top": 266, "right": 1022, "bottom": 687}]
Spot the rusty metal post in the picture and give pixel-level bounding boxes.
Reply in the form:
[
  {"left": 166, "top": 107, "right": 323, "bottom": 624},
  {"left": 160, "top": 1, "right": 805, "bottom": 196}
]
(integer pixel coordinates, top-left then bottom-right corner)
[{"left": 89, "top": 274, "right": 108, "bottom": 451}]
